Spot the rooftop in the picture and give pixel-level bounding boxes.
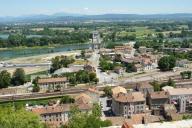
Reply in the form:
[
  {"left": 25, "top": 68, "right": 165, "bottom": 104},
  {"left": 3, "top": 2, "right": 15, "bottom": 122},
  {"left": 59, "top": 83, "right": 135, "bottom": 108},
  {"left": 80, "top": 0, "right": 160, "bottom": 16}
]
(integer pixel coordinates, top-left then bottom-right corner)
[
  {"left": 166, "top": 88, "right": 192, "bottom": 96},
  {"left": 149, "top": 91, "right": 168, "bottom": 99},
  {"left": 113, "top": 92, "right": 145, "bottom": 103},
  {"left": 31, "top": 104, "right": 71, "bottom": 115},
  {"left": 31, "top": 102, "right": 92, "bottom": 115}
]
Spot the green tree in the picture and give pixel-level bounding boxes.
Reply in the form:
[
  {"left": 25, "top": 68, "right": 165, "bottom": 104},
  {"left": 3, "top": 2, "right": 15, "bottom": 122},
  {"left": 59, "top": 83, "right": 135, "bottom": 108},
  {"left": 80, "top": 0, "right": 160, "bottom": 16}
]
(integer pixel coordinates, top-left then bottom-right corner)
[
  {"left": 67, "top": 104, "right": 112, "bottom": 128},
  {"left": 60, "top": 95, "right": 75, "bottom": 104},
  {"left": 92, "top": 103, "right": 102, "bottom": 117},
  {"left": 0, "top": 70, "right": 11, "bottom": 89},
  {"left": 50, "top": 56, "right": 75, "bottom": 73},
  {"left": 187, "top": 71, "right": 192, "bottom": 79},
  {"left": 68, "top": 105, "right": 87, "bottom": 128},
  {"left": 0, "top": 107, "right": 46, "bottom": 128},
  {"left": 150, "top": 80, "right": 161, "bottom": 92},
  {"left": 12, "top": 68, "right": 26, "bottom": 86},
  {"left": 32, "top": 84, "right": 40, "bottom": 92},
  {"left": 81, "top": 50, "right": 85, "bottom": 58},
  {"left": 158, "top": 56, "right": 176, "bottom": 71},
  {"left": 180, "top": 72, "right": 185, "bottom": 79},
  {"left": 167, "top": 78, "right": 176, "bottom": 88},
  {"left": 103, "top": 86, "right": 112, "bottom": 97}
]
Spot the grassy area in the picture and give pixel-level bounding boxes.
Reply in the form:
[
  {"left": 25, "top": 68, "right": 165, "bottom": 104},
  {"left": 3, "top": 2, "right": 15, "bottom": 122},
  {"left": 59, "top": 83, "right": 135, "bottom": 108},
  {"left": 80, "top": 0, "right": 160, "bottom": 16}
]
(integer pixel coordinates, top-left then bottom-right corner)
[
  {"left": 132, "top": 27, "right": 155, "bottom": 37},
  {"left": 26, "top": 70, "right": 48, "bottom": 81},
  {"left": 0, "top": 96, "right": 62, "bottom": 108}
]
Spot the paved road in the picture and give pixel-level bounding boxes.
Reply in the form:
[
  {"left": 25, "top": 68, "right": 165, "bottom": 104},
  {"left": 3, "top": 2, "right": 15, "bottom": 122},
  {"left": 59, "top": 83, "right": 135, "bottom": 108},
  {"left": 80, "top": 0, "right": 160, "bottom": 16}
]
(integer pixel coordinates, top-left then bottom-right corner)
[
  {"left": 88, "top": 50, "right": 118, "bottom": 84},
  {"left": 0, "top": 63, "right": 51, "bottom": 68}
]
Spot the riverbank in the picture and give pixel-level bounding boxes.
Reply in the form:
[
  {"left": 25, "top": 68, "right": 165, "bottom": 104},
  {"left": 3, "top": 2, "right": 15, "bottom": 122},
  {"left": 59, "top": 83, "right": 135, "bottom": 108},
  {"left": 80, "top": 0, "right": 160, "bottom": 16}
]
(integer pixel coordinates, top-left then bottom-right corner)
[{"left": 5, "top": 50, "right": 81, "bottom": 64}]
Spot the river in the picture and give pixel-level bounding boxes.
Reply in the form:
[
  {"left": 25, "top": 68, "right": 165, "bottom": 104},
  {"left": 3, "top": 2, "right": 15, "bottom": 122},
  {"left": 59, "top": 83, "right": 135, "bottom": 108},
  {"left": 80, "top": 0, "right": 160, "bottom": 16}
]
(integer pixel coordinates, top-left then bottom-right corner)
[{"left": 0, "top": 43, "right": 91, "bottom": 60}]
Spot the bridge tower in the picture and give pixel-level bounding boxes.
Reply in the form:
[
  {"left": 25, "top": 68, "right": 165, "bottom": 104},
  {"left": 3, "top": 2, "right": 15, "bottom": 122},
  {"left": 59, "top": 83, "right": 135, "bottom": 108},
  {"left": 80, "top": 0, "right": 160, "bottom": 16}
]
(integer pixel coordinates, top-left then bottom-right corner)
[{"left": 91, "top": 31, "right": 101, "bottom": 50}]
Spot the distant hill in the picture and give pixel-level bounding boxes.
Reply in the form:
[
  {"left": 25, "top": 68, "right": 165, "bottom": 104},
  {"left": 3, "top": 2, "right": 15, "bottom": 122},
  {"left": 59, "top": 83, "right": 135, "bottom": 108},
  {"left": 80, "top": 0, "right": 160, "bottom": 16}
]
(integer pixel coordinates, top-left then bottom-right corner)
[{"left": 0, "top": 13, "right": 192, "bottom": 23}]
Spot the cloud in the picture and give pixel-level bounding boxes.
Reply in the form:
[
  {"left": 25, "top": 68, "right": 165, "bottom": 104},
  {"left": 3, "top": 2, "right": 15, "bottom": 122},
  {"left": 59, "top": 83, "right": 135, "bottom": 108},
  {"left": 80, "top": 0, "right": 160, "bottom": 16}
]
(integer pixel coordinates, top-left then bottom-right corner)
[{"left": 84, "top": 7, "right": 89, "bottom": 10}]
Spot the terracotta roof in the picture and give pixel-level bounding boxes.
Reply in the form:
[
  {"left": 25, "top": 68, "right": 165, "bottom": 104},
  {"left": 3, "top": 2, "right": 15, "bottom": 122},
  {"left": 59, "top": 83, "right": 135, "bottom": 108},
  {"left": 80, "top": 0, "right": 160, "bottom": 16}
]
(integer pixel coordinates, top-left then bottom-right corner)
[
  {"left": 37, "top": 77, "right": 67, "bottom": 84},
  {"left": 112, "top": 86, "right": 127, "bottom": 95},
  {"left": 167, "top": 88, "right": 192, "bottom": 96},
  {"left": 75, "top": 101, "right": 92, "bottom": 110},
  {"left": 122, "top": 122, "right": 133, "bottom": 128},
  {"left": 75, "top": 93, "right": 91, "bottom": 104},
  {"left": 150, "top": 91, "right": 168, "bottom": 99},
  {"left": 113, "top": 92, "right": 145, "bottom": 103},
  {"left": 31, "top": 104, "right": 71, "bottom": 115},
  {"left": 31, "top": 102, "right": 92, "bottom": 115}
]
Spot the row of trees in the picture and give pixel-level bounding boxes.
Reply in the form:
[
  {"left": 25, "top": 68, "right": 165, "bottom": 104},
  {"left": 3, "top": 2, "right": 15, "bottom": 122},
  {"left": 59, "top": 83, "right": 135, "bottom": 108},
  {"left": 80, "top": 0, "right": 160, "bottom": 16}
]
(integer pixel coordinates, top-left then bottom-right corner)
[
  {"left": 150, "top": 78, "right": 175, "bottom": 92},
  {"left": 0, "top": 68, "right": 26, "bottom": 89},
  {"left": 50, "top": 56, "right": 75, "bottom": 73},
  {"left": 99, "top": 56, "right": 122, "bottom": 72},
  {"left": 68, "top": 70, "right": 98, "bottom": 85},
  {"left": 134, "top": 39, "right": 192, "bottom": 51},
  {"left": 0, "top": 30, "right": 90, "bottom": 48}
]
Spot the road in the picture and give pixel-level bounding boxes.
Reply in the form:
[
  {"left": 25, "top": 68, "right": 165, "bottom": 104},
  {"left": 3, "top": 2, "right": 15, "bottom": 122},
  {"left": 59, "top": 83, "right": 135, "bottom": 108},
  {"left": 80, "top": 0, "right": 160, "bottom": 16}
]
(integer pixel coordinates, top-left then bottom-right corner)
[{"left": 88, "top": 50, "right": 118, "bottom": 84}]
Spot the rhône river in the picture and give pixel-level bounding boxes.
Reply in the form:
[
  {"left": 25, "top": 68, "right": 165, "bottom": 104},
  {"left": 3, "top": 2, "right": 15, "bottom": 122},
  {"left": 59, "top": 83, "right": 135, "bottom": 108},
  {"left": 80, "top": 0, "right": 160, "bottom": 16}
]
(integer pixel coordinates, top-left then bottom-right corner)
[{"left": 0, "top": 43, "right": 91, "bottom": 60}]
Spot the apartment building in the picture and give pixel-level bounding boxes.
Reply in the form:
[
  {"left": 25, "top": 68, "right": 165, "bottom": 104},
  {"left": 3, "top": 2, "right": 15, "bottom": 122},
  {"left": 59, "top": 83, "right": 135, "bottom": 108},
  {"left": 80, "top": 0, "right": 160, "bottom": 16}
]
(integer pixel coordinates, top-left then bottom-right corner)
[
  {"left": 112, "top": 92, "right": 145, "bottom": 118},
  {"left": 166, "top": 88, "right": 192, "bottom": 113},
  {"left": 37, "top": 77, "right": 68, "bottom": 92}
]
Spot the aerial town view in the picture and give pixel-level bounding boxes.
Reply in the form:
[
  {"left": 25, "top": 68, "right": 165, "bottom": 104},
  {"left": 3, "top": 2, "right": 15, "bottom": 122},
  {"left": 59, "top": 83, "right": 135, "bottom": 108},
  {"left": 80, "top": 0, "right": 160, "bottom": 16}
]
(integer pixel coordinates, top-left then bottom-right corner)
[{"left": 1, "top": 0, "right": 192, "bottom": 128}]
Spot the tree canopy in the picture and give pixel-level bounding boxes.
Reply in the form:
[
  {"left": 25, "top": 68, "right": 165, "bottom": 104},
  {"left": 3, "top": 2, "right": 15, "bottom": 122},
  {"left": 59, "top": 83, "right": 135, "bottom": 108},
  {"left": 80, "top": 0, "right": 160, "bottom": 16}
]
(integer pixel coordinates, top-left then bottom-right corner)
[
  {"left": 64, "top": 104, "right": 112, "bottom": 128},
  {"left": 0, "top": 107, "right": 47, "bottom": 128},
  {"left": 11, "top": 68, "right": 26, "bottom": 86},
  {"left": 158, "top": 56, "right": 176, "bottom": 71},
  {"left": 0, "top": 70, "right": 11, "bottom": 89}
]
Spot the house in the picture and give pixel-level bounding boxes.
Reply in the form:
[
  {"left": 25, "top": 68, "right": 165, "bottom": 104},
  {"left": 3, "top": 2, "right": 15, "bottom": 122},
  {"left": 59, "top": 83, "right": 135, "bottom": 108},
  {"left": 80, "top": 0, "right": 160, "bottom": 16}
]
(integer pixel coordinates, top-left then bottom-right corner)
[
  {"left": 31, "top": 102, "right": 92, "bottom": 128},
  {"left": 135, "top": 82, "right": 154, "bottom": 97},
  {"left": 37, "top": 77, "right": 68, "bottom": 92},
  {"left": 134, "top": 64, "right": 143, "bottom": 72},
  {"left": 112, "top": 92, "right": 145, "bottom": 118},
  {"left": 99, "top": 48, "right": 115, "bottom": 57},
  {"left": 166, "top": 88, "right": 192, "bottom": 113},
  {"left": 114, "top": 44, "right": 135, "bottom": 58},
  {"left": 140, "top": 54, "right": 158, "bottom": 71},
  {"left": 114, "top": 66, "right": 126, "bottom": 75},
  {"left": 147, "top": 91, "right": 169, "bottom": 115}
]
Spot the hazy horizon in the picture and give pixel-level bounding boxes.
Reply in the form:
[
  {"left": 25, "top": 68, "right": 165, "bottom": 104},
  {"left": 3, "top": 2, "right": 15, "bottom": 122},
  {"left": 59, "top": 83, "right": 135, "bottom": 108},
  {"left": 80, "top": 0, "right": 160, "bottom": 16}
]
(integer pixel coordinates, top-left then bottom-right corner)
[{"left": 0, "top": 0, "right": 191, "bottom": 17}]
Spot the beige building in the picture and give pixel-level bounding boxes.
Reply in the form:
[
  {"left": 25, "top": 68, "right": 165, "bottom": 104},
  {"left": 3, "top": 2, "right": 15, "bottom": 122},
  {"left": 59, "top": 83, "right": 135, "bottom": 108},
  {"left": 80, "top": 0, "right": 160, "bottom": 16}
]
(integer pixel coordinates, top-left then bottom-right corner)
[
  {"left": 166, "top": 88, "right": 192, "bottom": 113},
  {"left": 37, "top": 77, "right": 68, "bottom": 92},
  {"left": 112, "top": 92, "right": 145, "bottom": 118},
  {"left": 31, "top": 102, "right": 92, "bottom": 128}
]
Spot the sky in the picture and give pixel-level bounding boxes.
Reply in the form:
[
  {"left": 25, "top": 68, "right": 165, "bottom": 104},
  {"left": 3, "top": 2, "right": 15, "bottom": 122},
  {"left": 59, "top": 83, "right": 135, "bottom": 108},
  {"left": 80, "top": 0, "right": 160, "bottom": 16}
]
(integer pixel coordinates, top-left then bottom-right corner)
[{"left": 0, "top": 0, "right": 192, "bottom": 17}]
